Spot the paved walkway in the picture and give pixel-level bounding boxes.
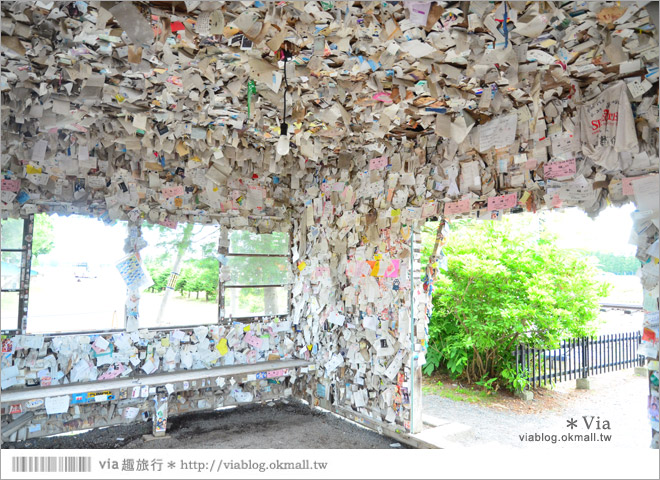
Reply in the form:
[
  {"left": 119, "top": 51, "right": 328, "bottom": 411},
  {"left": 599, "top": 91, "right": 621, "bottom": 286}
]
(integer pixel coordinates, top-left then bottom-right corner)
[{"left": 422, "top": 369, "right": 651, "bottom": 448}]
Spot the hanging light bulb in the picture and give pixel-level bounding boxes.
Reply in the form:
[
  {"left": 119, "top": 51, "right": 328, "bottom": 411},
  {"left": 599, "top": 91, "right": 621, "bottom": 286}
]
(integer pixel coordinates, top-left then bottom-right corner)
[{"left": 276, "top": 127, "right": 290, "bottom": 156}]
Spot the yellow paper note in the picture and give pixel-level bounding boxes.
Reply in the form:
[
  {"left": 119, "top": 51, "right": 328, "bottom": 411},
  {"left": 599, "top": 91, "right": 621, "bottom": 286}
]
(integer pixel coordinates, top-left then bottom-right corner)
[
  {"left": 175, "top": 141, "right": 190, "bottom": 156},
  {"left": 298, "top": 261, "right": 307, "bottom": 271},
  {"left": 161, "top": 337, "right": 170, "bottom": 347},
  {"left": 216, "top": 338, "right": 228, "bottom": 356},
  {"left": 370, "top": 261, "right": 380, "bottom": 276}
]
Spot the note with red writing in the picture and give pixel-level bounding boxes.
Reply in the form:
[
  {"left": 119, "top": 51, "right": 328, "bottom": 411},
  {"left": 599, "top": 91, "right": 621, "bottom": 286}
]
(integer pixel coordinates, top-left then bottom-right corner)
[
  {"left": 159, "top": 217, "right": 178, "bottom": 229},
  {"left": 488, "top": 193, "right": 517, "bottom": 211},
  {"left": 244, "top": 332, "right": 263, "bottom": 349},
  {"left": 1, "top": 179, "right": 20, "bottom": 192},
  {"left": 444, "top": 198, "right": 471, "bottom": 215},
  {"left": 383, "top": 259, "right": 400, "bottom": 278},
  {"left": 622, "top": 176, "right": 646, "bottom": 195},
  {"left": 369, "top": 156, "right": 388, "bottom": 170},
  {"left": 543, "top": 159, "right": 576, "bottom": 179},
  {"left": 161, "top": 185, "right": 185, "bottom": 199}
]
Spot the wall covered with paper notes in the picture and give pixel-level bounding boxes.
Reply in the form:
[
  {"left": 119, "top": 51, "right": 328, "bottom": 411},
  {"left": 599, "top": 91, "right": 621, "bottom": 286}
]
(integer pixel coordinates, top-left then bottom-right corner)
[{"left": 1, "top": 1, "right": 658, "bottom": 444}]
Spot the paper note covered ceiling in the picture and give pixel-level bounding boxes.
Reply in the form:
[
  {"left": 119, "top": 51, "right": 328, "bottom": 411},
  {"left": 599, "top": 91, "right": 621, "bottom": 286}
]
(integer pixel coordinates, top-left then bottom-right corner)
[{"left": 1, "top": 1, "right": 658, "bottom": 227}]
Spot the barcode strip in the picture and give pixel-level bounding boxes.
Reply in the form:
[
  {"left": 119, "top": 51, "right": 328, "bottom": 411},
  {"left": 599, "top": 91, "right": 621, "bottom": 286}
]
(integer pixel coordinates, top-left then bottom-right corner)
[{"left": 12, "top": 456, "right": 91, "bottom": 473}]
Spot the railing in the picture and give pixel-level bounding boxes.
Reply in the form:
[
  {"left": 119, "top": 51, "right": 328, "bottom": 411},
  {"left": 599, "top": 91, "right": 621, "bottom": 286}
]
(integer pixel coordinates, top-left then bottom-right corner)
[
  {"left": 599, "top": 302, "right": 644, "bottom": 312},
  {"left": 515, "top": 332, "right": 646, "bottom": 388}
]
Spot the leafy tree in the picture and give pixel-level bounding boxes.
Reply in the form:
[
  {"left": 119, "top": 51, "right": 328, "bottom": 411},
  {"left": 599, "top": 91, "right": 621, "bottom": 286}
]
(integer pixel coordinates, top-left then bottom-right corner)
[
  {"left": 421, "top": 217, "right": 610, "bottom": 391},
  {"left": 32, "top": 214, "right": 55, "bottom": 263},
  {"left": 141, "top": 225, "right": 288, "bottom": 317},
  {"left": 585, "top": 251, "right": 639, "bottom": 275},
  {"left": 1, "top": 214, "right": 55, "bottom": 265},
  {"left": 145, "top": 261, "right": 169, "bottom": 293}
]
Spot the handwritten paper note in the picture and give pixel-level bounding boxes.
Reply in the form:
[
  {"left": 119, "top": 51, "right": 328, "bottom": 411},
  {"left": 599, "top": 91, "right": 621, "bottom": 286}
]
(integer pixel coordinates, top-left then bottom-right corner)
[
  {"left": 115, "top": 253, "right": 153, "bottom": 290},
  {"left": 328, "top": 311, "right": 346, "bottom": 327},
  {"left": 1, "top": 179, "right": 20, "bottom": 192},
  {"left": 383, "top": 259, "right": 400, "bottom": 278},
  {"left": 158, "top": 217, "right": 178, "bottom": 229},
  {"left": 632, "top": 175, "right": 659, "bottom": 213},
  {"left": 408, "top": 2, "right": 431, "bottom": 26},
  {"left": 161, "top": 185, "right": 185, "bottom": 199},
  {"left": 369, "top": 156, "right": 388, "bottom": 170},
  {"left": 324, "top": 353, "right": 343, "bottom": 373},
  {"left": 31, "top": 140, "right": 48, "bottom": 164},
  {"left": 244, "top": 332, "right": 263, "bottom": 349},
  {"left": 551, "top": 132, "right": 577, "bottom": 158},
  {"left": 544, "top": 159, "right": 576, "bottom": 179},
  {"left": 91, "top": 336, "right": 110, "bottom": 354},
  {"left": 479, "top": 113, "right": 517, "bottom": 151},
  {"left": 363, "top": 315, "right": 379, "bottom": 331},
  {"left": 444, "top": 198, "right": 471, "bottom": 215},
  {"left": 622, "top": 176, "right": 646, "bottom": 195},
  {"left": 45, "top": 395, "right": 70, "bottom": 415},
  {"left": 267, "top": 369, "right": 286, "bottom": 378},
  {"left": 488, "top": 193, "right": 517, "bottom": 211}
]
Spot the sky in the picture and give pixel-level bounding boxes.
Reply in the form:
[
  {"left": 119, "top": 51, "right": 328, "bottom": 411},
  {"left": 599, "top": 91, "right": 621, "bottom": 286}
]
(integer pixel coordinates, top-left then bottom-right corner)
[
  {"left": 542, "top": 203, "right": 637, "bottom": 256},
  {"left": 39, "top": 214, "right": 127, "bottom": 268}
]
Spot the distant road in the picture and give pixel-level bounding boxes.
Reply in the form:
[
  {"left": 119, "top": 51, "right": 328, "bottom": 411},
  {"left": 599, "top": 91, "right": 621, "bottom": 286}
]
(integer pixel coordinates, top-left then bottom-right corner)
[{"left": 599, "top": 302, "right": 644, "bottom": 311}]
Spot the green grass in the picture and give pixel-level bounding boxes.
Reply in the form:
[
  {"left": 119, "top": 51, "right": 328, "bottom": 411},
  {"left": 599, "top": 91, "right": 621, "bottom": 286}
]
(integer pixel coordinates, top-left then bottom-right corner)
[{"left": 422, "top": 380, "right": 496, "bottom": 404}]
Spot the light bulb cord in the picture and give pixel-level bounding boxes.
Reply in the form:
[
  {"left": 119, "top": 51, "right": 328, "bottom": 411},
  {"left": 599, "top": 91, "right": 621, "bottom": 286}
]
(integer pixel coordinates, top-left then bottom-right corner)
[{"left": 282, "top": 55, "right": 289, "bottom": 127}]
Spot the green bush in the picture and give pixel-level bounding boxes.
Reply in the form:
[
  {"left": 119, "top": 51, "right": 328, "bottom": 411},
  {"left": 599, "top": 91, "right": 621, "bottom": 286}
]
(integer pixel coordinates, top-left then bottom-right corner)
[{"left": 422, "top": 217, "right": 610, "bottom": 391}]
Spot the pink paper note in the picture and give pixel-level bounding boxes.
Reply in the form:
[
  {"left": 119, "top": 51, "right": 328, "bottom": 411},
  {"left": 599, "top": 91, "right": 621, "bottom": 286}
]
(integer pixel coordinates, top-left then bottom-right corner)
[
  {"left": 373, "top": 92, "right": 393, "bottom": 103},
  {"left": 551, "top": 193, "right": 562, "bottom": 208},
  {"left": 98, "top": 364, "right": 126, "bottom": 380},
  {"left": 525, "top": 158, "right": 537, "bottom": 170},
  {"left": 159, "top": 218, "right": 178, "bottom": 229},
  {"left": 369, "top": 156, "right": 388, "bottom": 170},
  {"left": 622, "top": 176, "right": 644, "bottom": 195},
  {"left": 444, "top": 198, "right": 471, "bottom": 215},
  {"left": 245, "top": 332, "right": 263, "bottom": 349},
  {"left": 266, "top": 369, "right": 286, "bottom": 378},
  {"left": 161, "top": 185, "right": 185, "bottom": 199},
  {"left": 1, "top": 179, "right": 20, "bottom": 192},
  {"left": 488, "top": 193, "right": 518, "bottom": 211},
  {"left": 345, "top": 260, "right": 357, "bottom": 277},
  {"left": 384, "top": 259, "right": 400, "bottom": 278},
  {"left": 543, "top": 159, "right": 576, "bottom": 179}
]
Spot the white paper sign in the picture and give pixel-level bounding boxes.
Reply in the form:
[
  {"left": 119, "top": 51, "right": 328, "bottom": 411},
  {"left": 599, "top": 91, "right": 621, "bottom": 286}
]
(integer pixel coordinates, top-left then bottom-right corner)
[{"left": 45, "top": 395, "right": 70, "bottom": 415}]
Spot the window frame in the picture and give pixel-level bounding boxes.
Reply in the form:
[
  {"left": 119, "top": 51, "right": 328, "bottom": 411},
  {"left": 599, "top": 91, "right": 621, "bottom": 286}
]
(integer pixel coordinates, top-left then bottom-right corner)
[
  {"left": 1, "top": 215, "right": 34, "bottom": 334},
  {"left": 219, "top": 230, "right": 292, "bottom": 323},
  {"left": 1, "top": 219, "right": 294, "bottom": 335}
]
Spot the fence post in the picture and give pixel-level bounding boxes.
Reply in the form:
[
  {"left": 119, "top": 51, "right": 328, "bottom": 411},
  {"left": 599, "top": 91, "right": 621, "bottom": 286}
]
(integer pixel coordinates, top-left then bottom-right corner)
[
  {"left": 634, "top": 331, "right": 648, "bottom": 375},
  {"left": 583, "top": 337, "right": 589, "bottom": 378},
  {"left": 515, "top": 344, "right": 533, "bottom": 401},
  {"left": 576, "top": 337, "right": 591, "bottom": 390}
]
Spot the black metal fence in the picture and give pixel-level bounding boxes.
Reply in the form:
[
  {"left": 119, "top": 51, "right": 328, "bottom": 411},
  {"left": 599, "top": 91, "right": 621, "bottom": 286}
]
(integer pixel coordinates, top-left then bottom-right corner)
[{"left": 515, "top": 332, "right": 646, "bottom": 388}]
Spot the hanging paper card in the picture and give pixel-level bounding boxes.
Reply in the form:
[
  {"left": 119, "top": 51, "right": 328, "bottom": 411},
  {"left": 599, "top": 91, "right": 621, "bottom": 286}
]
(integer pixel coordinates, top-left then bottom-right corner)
[
  {"left": 487, "top": 193, "right": 517, "bottom": 211},
  {"left": 544, "top": 159, "right": 576, "bottom": 179}
]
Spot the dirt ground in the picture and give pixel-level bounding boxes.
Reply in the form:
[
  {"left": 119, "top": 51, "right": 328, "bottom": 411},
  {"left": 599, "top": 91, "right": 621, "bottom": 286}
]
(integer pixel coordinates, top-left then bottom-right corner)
[{"left": 2, "top": 400, "right": 407, "bottom": 450}]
